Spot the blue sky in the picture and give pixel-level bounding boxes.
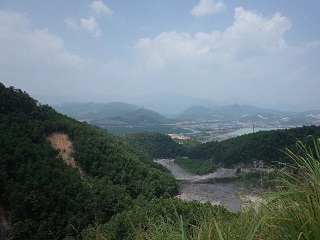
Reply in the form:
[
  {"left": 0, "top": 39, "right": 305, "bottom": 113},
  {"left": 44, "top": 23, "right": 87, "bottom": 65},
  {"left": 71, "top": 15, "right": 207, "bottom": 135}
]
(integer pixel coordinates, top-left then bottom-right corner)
[{"left": 1, "top": 0, "right": 320, "bottom": 111}]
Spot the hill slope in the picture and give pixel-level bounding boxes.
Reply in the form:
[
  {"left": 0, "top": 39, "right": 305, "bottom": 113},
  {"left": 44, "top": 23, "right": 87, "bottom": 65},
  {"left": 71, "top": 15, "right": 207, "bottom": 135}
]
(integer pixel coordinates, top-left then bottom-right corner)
[
  {"left": 190, "top": 125, "right": 320, "bottom": 166},
  {"left": 0, "top": 83, "right": 178, "bottom": 239},
  {"left": 124, "top": 132, "right": 187, "bottom": 158}
]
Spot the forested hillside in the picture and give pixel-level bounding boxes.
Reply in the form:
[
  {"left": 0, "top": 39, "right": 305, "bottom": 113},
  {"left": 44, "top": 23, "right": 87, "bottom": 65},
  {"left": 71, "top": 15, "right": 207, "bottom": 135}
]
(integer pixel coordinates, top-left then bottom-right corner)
[
  {"left": 190, "top": 125, "right": 320, "bottom": 166},
  {"left": 0, "top": 83, "right": 178, "bottom": 239},
  {"left": 123, "top": 132, "right": 188, "bottom": 158}
]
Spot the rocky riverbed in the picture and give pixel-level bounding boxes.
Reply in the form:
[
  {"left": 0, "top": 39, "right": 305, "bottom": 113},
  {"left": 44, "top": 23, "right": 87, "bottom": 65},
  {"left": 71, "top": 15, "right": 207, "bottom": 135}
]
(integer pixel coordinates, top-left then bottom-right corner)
[
  {"left": 178, "top": 183, "right": 240, "bottom": 212},
  {"left": 154, "top": 159, "right": 237, "bottom": 182},
  {"left": 154, "top": 159, "right": 260, "bottom": 212}
]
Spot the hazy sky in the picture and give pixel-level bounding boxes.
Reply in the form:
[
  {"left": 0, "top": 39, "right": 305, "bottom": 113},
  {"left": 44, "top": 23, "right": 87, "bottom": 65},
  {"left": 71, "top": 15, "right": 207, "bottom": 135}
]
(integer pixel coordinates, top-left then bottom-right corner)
[{"left": 1, "top": 0, "right": 320, "bottom": 111}]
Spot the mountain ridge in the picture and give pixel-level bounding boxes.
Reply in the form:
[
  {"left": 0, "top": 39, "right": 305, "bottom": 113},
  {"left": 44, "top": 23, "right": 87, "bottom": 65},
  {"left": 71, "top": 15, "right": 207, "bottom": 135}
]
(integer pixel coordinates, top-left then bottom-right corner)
[
  {"left": 177, "top": 103, "right": 320, "bottom": 124},
  {"left": 53, "top": 101, "right": 320, "bottom": 128}
]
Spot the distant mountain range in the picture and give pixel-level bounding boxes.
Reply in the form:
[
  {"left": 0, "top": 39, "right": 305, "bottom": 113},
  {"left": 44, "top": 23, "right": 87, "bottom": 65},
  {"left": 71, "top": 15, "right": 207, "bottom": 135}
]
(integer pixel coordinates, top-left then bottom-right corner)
[
  {"left": 178, "top": 104, "right": 320, "bottom": 125},
  {"left": 53, "top": 102, "right": 320, "bottom": 127},
  {"left": 53, "top": 102, "right": 173, "bottom": 125}
]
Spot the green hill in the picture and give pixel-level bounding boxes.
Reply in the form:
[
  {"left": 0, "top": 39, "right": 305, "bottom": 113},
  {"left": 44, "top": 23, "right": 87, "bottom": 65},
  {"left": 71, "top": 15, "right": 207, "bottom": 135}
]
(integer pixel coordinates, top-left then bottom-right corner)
[
  {"left": 124, "top": 132, "right": 188, "bottom": 159},
  {"left": 0, "top": 83, "right": 178, "bottom": 239},
  {"left": 178, "top": 103, "right": 320, "bottom": 125},
  {"left": 54, "top": 102, "right": 174, "bottom": 125},
  {"left": 189, "top": 125, "right": 320, "bottom": 166},
  {"left": 91, "top": 108, "right": 173, "bottom": 126},
  {"left": 53, "top": 102, "right": 140, "bottom": 120}
]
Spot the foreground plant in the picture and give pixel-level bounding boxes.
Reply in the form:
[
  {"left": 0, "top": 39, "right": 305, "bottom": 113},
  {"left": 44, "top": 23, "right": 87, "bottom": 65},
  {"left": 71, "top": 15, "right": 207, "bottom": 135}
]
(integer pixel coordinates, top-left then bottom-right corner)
[{"left": 264, "top": 138, "right": 320, "bottom": 239}]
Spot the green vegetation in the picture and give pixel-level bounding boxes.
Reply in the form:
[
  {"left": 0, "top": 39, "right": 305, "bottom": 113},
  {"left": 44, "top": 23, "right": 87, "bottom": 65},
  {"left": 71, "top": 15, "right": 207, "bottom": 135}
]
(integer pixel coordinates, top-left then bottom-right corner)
[
  {"left": 0, "top": 83, "right": 178, "bottom": 239},
  {"left": 82, "top": 198, "right": 234, "bottom": 240},
  {"left": 123, "top": 132, "right": 188, "bottom": 158},
  {"left": 175, "top": 157, "right": 217, "bottom": 175},
  {"left": 233, "top": 170, "right": 278, "bottom": 193},
  {"left": 263, "top": 138, "right": 320, "bottom": 239},
  {"left": 190, "top": 126, "right": 320, "bottom": 166},
  {"left": 83, "top": 139, "right": 320, "bottom": 239}
]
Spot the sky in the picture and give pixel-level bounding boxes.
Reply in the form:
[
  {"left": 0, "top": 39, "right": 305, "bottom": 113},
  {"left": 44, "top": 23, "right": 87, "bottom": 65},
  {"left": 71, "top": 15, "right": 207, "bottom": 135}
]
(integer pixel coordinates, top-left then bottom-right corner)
[{"left": 1, "top": 0, "right": 320, "bottom": 111}]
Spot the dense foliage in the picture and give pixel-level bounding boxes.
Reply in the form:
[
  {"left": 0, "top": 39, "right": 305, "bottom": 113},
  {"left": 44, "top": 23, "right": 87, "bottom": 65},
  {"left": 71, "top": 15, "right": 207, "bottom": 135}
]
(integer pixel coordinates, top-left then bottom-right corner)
[
  {"left": 82, "top": 198, "right": 234, "bottom": 240},
  {"left": 190, "top": 126, "right": 320, "bottom": 166},
  {"left": 0, "top": 83, "right": 178, "bottom": 239},
  {"left": 123, "top": 132, "right": 188, "bottom": 158}
]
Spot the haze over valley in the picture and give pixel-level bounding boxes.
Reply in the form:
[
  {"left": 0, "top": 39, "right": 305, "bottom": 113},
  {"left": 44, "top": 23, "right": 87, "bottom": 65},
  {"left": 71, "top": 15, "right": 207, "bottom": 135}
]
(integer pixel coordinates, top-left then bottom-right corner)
[{"left": 53, "top": 101, "right": 320, "bottom": 142}]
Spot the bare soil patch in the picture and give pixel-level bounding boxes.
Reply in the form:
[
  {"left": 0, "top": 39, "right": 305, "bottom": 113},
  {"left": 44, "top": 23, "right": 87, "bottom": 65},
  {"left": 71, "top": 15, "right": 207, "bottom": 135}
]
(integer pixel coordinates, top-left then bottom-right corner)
[
  {"left": 0, "top": 206, "right": 11, "bottom": 238},
  {"left": 47, "top": 133, "right": 85, "bottom": 178}
]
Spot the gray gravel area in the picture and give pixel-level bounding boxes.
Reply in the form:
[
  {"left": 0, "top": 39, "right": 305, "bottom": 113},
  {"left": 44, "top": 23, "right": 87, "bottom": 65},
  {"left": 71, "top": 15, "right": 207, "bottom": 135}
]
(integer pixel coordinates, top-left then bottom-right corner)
[{"left": 154, "top": 159, "right": 240, "bottom": 211}]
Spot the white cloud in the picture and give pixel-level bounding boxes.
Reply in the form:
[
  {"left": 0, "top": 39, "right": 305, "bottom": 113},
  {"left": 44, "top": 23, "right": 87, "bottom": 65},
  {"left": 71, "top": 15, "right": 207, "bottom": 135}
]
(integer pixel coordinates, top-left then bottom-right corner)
[
  {"left": 64, "top": 17, "right": 80, "bottom": 30},
  {"left": 65, "top": 1, "right": 110, "bottom": 37},
  {"left": 133, "top": 7, "right": 319, "bottom": 105},
  {"left": 191, "top": 0, "right": 226, "bottom": 17},
  {"left": 136, "top": 7, "right": 292, "bottom": 66},
  {"left": 80, "top": 16, "right": 102, "bottom": 37},
  {"left": 0, "top": 10, "right": 127, "bottom": 100},
  {"left": 0, "top": 10, "right": 85, "bottom": 95},
  {"left": 64, "top": 17, "right": 102, "bottom": 37},
  {"left": 0, "top": 10, "right": 84, "bottom": 70},
  {"left": 89, "top": 0, "right": 113, "bottom": 15},
  {"left": 1, "top": 7, "right": 319, "bottom": 110}
]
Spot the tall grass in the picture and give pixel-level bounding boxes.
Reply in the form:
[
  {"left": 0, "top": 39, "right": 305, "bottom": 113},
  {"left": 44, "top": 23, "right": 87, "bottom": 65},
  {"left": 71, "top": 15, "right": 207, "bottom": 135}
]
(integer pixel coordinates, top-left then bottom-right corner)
[
  {"left": 264, "top": 138, "right": 320, "bottom": 239},
  {"left": 138, "top": 207, "right": 272, "bottom": 239}
]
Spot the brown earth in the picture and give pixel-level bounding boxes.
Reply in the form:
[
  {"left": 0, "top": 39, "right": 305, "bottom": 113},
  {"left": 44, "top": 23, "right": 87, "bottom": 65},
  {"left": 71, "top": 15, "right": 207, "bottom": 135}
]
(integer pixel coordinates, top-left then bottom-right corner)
[
  {"left": 47, "top": 133, "right": 85, "bottom": 178},
  {"left": 0, "top": 206, "right": 11, "bottom": 239}
]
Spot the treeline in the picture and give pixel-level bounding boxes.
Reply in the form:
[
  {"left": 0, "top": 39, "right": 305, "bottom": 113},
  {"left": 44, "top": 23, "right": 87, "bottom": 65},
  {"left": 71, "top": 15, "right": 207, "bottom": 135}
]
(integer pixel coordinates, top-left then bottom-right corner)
[
  {"left": 122, "top": 124, "right": 320, "bottom": 169},
  {"left": 189, "top": 126, "right": 320, "bottom": 166},
  {"left": 0, "top": 83, "right": 178, "bottom": 239},
  {"left": 123, "top": 132, "right": 188, "bottom": 158}
]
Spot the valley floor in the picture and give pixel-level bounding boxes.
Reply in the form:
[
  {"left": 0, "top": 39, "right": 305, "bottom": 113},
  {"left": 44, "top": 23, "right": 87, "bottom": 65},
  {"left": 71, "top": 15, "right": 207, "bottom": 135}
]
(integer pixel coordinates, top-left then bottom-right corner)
[{"left": 154, "top": 159, "right": 263, "bottom": 212}]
